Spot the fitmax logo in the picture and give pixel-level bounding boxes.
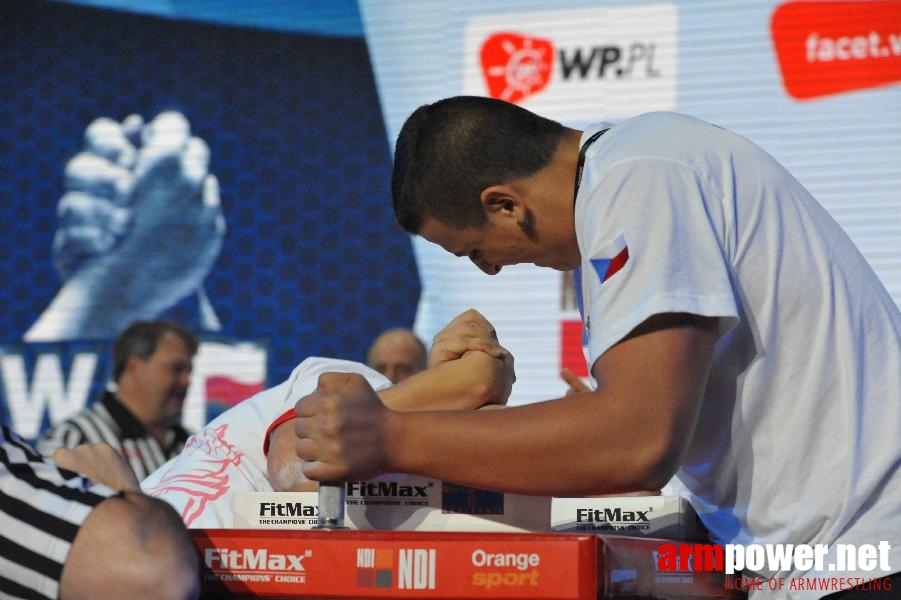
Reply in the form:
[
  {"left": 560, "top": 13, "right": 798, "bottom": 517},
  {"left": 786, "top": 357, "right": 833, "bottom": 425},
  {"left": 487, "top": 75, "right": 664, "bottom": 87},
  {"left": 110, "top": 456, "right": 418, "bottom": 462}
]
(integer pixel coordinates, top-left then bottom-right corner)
[
  {"left": 347, "top": 481, "right": 432, "bottom": 497},
  {"left": 259, "top": 502, "right": 318, "bottom": 517},
  {"left": 205, "top": 548, "right": 312, "bottom": 572},
  {"left": 576, "top": 507, "right": 651, "bottom": 523}
]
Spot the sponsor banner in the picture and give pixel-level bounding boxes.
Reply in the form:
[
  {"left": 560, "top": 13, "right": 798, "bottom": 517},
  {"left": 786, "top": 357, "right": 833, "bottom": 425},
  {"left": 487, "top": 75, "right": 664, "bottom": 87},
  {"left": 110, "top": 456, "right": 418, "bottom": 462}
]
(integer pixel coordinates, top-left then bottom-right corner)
[
  {"left": 551, "top": 496, "right": 708, "bottom": 542},
  {"left": 234, "top": 491, "right": 321, "bottom": 529},
  {"left": 771, "top": 0, "right": 901, "bottom": 100},
  {"left": 194, "top": 529, "right": 597, "bottom": 598},
  {"left": 233, "top": 475, "right": 551, "bottom": 533},
  {"left": 348, "top": 476, "right": 551, "bottom": 532},
  {"left": 463, "top": 4, "right": 678, "bottom": 119}
]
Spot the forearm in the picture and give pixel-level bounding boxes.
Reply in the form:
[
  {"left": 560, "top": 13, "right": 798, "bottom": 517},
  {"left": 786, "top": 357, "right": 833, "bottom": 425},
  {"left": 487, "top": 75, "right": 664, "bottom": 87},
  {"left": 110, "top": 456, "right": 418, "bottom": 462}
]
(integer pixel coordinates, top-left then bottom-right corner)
[
  {"left": 378, "top": 351, "right": 509, "bottom": 412},
  {"left": 384, "top": 391, "right": 678, "bottom": 496},
  {"left": 52, "top": 444, "right": 140, "bottom": 492}
]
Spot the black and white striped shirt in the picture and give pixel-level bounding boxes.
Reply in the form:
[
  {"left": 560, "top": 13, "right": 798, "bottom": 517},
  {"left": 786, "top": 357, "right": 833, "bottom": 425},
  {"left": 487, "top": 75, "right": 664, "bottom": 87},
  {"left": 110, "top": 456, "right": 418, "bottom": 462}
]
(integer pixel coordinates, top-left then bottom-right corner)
[
  {"left": 1, "top": 425, "right": 119, "bottom": 600},
  {"left": 36, "top": 392, "right": 190, "bottom": 482}
]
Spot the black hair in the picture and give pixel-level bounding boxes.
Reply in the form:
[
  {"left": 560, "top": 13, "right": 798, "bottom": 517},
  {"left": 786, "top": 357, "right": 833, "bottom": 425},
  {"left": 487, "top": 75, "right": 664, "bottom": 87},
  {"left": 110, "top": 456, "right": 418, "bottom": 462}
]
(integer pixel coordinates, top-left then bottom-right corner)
[
  {"left": 112, "top": 319, "right": 198, "bottom": 381},
  {"left": 392, "top": 96, "right": 566, "bottom": 233}
]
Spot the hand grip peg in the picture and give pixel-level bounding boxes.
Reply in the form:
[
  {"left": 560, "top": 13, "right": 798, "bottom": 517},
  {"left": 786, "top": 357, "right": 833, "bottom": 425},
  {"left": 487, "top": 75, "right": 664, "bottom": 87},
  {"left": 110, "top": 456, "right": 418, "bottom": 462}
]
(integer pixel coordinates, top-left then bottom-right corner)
[{"left": 314, "top": 482, "right": 347, "bottom": 530}]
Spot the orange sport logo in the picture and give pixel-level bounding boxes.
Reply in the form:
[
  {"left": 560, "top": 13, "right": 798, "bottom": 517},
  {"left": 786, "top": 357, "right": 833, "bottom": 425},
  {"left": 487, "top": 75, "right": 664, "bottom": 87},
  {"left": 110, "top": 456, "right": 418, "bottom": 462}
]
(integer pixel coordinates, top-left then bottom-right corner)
[{"left": 771, "top": 0, "right": 901, "bottom": 100}]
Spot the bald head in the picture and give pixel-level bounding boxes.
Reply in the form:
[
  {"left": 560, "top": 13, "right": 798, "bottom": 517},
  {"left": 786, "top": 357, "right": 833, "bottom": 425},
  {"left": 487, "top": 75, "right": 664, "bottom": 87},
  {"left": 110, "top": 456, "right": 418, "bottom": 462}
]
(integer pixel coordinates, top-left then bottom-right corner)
[{"left": 366, "top": 328, "right": 428, "bottom": 384}]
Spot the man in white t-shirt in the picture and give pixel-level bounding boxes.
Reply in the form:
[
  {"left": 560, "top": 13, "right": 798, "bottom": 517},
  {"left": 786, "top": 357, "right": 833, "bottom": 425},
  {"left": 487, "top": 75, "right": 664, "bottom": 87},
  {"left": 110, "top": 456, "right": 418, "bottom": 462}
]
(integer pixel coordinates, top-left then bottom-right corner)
[
  {"left": 294, "top": 97, "right": 901, "bottom": 598},
  {"left": 141, "top": 309, "right": 513, "bottom": 528}
]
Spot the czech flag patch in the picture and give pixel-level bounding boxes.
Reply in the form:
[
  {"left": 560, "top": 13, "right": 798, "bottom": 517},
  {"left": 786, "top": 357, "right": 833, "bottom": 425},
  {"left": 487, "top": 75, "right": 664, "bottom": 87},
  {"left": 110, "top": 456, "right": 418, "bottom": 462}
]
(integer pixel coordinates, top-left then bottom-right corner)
[{"left": 589, "top": 233, "right": 629, "bottom": 283}]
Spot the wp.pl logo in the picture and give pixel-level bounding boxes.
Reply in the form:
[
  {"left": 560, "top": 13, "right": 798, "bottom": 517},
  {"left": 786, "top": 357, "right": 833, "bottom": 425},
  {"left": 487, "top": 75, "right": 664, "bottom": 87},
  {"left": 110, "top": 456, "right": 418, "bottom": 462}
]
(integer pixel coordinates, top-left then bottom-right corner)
[
  {"left": 463, "top": 5, "right": 677, "bottom": 119},
  {"left": 480, "top": 32, "right": 554, "bottom": 103}
]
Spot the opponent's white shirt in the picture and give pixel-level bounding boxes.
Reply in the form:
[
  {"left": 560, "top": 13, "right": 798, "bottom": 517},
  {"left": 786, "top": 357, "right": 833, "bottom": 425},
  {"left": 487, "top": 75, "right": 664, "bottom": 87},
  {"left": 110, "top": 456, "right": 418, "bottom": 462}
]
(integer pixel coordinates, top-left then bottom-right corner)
[
  {"left": 574, "top": 112, "right": 901, "bottom": 597},
  {"left": 141, "top": 357, "right": 390, "bottom": 528}
]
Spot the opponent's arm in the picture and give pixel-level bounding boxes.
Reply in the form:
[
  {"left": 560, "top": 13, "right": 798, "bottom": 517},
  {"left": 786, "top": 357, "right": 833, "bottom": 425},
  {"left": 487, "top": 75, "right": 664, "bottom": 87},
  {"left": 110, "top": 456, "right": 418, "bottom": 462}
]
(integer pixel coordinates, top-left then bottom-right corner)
[
  {"left": 379, "top": 309, "right": 514, "bottom": 412},
  {"left": 378, "top": 348, "right": 513, "bottom": 412},
  {"left": 268, "top": 310, "right": 513, "bottom": 490},
  {"left": 268, "top": 418, "right": 318, "bottom": 492}
]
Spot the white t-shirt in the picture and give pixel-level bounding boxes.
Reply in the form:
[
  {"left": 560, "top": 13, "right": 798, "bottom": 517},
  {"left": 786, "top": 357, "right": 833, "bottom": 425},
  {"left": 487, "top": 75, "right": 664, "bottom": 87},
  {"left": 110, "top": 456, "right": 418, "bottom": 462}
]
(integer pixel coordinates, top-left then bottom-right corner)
[
  {"left": 141, "top": 357, "right": 390, "bottom": 528},
  {"left": 573, "top": 112, "right": 901, "bottom": 597}
]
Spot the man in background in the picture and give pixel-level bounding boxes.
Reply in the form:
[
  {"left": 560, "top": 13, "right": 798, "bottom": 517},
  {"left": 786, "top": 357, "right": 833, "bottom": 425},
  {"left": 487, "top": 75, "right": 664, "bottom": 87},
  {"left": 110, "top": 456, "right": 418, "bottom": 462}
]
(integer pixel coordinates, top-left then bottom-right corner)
[
  {"left": 38, "top": 319, "right": 197, "bottom": 480},
  {"left": 366, "top": 327, "right": 427, "bottom": 384}
]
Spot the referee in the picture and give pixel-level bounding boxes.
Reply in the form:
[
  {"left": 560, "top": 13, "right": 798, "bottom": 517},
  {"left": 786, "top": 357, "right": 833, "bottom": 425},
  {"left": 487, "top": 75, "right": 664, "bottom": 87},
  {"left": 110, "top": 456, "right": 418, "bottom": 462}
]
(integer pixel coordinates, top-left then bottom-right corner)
[
  {"left": 37, "top": 320, "right": 196, "bottom": 480},
  {"left": 1, "top": 426, "right": 198, "bottom": 598}
]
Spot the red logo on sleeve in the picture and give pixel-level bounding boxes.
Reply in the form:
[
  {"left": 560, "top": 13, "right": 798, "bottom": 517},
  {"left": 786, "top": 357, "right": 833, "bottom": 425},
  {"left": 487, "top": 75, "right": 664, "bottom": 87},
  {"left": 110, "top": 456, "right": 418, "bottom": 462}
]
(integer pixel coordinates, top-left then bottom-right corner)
[
  {"left": 480, "top": 32, "right": 554, "bottom": 103},
  {"left": 771, "top": 1, "right": 901, "bottom": 100}
]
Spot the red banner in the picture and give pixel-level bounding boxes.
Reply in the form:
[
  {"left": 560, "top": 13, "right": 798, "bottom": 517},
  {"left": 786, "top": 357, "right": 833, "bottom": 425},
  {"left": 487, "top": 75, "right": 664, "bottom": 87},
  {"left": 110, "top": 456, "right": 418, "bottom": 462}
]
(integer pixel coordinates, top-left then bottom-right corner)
[
  {"left": 192, "top": 530, "right": 746, "bottom": 599},
  {"left": 771, "top": 1, "right": 901, "bottom": 100}
]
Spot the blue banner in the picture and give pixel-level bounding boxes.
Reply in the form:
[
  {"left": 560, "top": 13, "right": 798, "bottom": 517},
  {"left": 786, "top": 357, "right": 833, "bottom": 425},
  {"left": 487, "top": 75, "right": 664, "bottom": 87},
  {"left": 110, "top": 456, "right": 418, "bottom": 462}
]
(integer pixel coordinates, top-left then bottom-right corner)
[{"left": 0, "top": 0, "right": 420, "bottom": 439}]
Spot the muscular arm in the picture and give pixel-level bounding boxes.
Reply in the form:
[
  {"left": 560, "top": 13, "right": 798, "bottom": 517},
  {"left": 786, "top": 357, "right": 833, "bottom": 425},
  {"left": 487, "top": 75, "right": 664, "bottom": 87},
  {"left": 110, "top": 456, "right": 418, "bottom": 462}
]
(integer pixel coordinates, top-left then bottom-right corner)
[
  {"left": 390, "top": 313, "right": 715, "bottom": 494},
  {"left": 297, "top": 313, "right": 717, "bottom": 496}
]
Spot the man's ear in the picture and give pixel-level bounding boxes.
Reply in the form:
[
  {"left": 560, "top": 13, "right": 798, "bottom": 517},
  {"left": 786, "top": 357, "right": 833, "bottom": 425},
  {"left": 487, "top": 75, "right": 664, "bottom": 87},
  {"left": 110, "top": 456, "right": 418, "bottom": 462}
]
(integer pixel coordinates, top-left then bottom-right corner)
[
  {"left": 122, "top": 355, "right": 146, "bottom": 379},
  {"left": 480, "top": 185, "right": 522, "bottom": 218}
]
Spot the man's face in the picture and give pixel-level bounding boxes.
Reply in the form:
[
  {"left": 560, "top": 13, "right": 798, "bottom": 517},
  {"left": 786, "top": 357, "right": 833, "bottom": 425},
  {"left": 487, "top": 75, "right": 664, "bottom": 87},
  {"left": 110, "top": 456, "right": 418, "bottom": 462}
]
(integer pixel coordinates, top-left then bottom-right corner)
[
  {"left": 419, "top": 214, "right": 574, "bottom": 274},
  {"left": 132, "top": 332, "right": 194, "bottom": 428},
  {"left": 368, "top": 332, "right": 426, "bottom": 384}
]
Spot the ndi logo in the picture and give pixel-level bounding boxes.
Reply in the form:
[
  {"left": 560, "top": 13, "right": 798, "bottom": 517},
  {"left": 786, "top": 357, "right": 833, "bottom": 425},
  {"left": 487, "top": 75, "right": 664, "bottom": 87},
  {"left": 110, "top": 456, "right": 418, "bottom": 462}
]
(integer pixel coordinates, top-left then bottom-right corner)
[
  {"left": 356, "top": 547, "right": 394, "bottom": 588},
  {"left": 356, "top": 547, "right": 436, "bottom": 590},
  {"left": 399, "top": 549, "right": 436, "bottom": 590}
]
